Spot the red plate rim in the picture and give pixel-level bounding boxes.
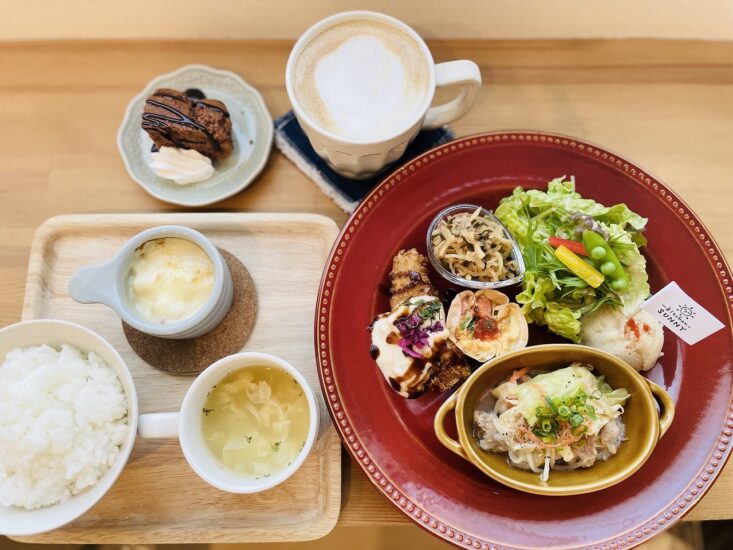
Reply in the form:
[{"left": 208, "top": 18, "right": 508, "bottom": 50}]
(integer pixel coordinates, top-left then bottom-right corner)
[{"left": 315, "top": 130, "right": 733, "bottom": 549}]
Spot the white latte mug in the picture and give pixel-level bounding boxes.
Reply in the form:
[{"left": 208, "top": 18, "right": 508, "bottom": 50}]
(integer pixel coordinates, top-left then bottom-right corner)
[
  {"left": 137, "top": 352, "right": 319, "bottom": 493},
  {"left": 286, "top": 11, "right": 481, "bottom": 179}
]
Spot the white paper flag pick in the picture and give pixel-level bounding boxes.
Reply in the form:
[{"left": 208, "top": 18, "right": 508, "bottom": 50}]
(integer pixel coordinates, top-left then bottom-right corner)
[{"left": 641, "top": 282, "right": 725, "bottom": 345}]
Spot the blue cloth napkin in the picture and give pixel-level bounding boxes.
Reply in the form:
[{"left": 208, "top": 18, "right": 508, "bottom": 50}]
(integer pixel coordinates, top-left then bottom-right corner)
[{"left": 274, "top": 111, "right": 454, "bottom": 213}]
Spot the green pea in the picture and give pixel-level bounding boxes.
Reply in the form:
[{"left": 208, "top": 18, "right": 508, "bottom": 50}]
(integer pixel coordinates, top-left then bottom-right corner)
[
  {"left": 582, "top": 230, "right": 629, "bottom": 285},
  {"left": 611, "top": 278, "right": 628, "bottom": 291},
  {"left": 590, "top": 246, "right": 607, "bottom": 260}
]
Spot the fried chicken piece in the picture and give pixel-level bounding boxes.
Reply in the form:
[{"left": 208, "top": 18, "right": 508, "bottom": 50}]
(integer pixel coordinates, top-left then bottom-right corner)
[
  {"left": 426, "top": 340, "right": 472, "bottom": 392},
  {"left": 374, "top": 248, "right": 471, "bottom": 396},
  {"left": 389, "top": 249, "right": 438, "bottom": 309}
]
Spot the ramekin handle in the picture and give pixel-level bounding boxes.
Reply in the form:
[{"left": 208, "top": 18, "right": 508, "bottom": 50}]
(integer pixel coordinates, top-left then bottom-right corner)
[
  {"left": 69, "top": 260, "right": 119, "bottom": 306},
  {"left": 434, "top": 391, "right": 467, "bottom": 458},
  {"left": 646, "top": 380, "right": 675, "bottom": 438}
]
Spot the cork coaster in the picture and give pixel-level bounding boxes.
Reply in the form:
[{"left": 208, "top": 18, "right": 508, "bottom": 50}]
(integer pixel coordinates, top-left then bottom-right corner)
[{"left": 122, "top": 249, "right": 257, "bottom": 375}]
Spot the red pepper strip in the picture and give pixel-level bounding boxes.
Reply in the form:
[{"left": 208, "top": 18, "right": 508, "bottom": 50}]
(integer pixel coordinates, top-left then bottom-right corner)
[{"left": 548, "top": 236, "right": 588, "bottom": 257}]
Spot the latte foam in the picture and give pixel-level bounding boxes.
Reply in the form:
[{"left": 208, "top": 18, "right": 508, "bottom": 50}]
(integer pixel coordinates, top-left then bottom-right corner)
[{"left": 293, "top": 19, "right": 431, "bottom": 142}]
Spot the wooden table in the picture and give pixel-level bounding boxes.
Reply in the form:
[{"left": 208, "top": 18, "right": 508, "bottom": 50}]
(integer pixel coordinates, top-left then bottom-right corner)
[{"left": 1, "top": 39, "right": 732, "bottom": 538}]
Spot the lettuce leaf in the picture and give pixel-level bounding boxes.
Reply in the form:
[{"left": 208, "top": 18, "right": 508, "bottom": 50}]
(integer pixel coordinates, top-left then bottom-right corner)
[
  {"left": 604, "top": 388, "right": 631, "bottom": 407},
  {"left": 607, "top": 223, "right": 651, "bottom": 314},
  {"left": 543, "top": 304, "right": 583, "bottom": 342},
  {"left": 515, "top": 366, "right": 589, "bottom": 425},
  {"left": 495, "top": 176, "right": 650, "bottom": 341}
]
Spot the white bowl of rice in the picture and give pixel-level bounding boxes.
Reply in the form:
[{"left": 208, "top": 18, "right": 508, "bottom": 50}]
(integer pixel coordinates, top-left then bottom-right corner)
[{"left": 0, "top": 319, "right": 138, "bottom": 536}]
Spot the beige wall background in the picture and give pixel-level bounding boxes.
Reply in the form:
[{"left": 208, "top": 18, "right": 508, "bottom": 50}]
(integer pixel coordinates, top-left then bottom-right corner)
[{"left": 1, "top": 0, "right": 732, "bottom": 41}]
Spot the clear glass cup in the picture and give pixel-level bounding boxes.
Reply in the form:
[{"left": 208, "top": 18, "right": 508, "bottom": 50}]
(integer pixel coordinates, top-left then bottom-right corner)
[{"left": 426, "top": 203, "right": 525, "bottom": 290}]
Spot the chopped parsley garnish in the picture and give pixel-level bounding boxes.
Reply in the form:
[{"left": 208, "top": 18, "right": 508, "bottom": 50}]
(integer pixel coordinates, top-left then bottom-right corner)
[
  {"left": 202, "top": 407, "right": 214, "bottom": 416},
  {"left": 271, "top": 441, "right": 281, "bottom": 452},
  {"left": 417, "top": 300, "right": 442, "bottom": 321},
  {"left": 244, "top": 435, "right": 252, "bottom": 443}
]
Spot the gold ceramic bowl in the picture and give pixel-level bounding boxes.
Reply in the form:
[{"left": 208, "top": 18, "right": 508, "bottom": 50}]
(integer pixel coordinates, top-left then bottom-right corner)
[{"left": 434, "top": 344, "right": 674, "bottom": 496}]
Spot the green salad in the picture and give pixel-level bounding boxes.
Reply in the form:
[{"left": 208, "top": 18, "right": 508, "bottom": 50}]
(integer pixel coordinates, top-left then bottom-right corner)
[{"left": 494, "top": 176, "right": 650, "bottom": 342}]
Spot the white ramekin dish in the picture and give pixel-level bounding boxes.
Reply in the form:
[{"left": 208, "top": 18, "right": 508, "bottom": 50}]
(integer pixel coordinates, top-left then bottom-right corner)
[
  {"left": 138, "top": 352, "right": 319, "bottom": 494},
  {"left": 0, "top": 319, "right": 138, "bottom": 537},
  {"left": 69, "top": 225, "right": 233, "bottom": 339}
]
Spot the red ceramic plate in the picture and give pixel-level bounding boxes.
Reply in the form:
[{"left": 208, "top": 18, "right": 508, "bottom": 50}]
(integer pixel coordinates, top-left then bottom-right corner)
[{"left": 316, "top": 132, "right": 733, "bottom": 549}]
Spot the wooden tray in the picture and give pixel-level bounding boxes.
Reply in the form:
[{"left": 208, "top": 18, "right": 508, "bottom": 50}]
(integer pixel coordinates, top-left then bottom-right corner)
[{"left": 15, "top": 213, "right": 341, "bottom": 544}]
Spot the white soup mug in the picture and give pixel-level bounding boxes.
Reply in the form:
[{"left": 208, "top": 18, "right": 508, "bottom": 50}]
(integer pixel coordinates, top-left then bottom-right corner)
[{"left": 137, "top": 352, "right": 319, "bottom": 493}]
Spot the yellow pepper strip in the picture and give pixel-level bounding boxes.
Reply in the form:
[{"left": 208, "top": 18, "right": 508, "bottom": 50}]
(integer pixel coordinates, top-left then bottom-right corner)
[{"left": 554, "top": 245, "right": 605, "bottom": 288}]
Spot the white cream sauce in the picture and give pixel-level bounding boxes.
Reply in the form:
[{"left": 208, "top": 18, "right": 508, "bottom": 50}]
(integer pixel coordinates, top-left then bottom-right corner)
[{"left": 370, "top": 295, "right": 449, "bottom": 398}]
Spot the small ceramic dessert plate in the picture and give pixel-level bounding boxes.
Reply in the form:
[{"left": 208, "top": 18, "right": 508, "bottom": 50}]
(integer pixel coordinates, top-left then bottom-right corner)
[{"left": 118, "top": 64, "right": 273, "bottom": 207}]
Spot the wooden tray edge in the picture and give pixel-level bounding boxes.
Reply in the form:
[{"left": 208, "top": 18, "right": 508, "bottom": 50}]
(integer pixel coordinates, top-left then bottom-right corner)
[{"left": 22, "top": 212, "right": 340, "bottom": 321}]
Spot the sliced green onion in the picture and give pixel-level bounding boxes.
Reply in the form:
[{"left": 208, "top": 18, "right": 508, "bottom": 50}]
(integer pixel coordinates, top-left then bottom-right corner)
[{"left": 569, "top": 414, "right": 584, "bottom": 427}]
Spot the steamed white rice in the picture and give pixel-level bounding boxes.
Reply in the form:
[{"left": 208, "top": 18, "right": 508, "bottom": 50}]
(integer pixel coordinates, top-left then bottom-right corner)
[{"left": 0, "top": 344, "right": 128, "bottom": 510}]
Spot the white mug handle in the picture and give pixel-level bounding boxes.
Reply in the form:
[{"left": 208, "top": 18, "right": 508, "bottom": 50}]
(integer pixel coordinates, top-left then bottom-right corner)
[
  {"left": 138, "top": 412, "right": 180, "bottom": 438},
  {"left": 422, "top": 60, "right": 482, "bottom": 129}
]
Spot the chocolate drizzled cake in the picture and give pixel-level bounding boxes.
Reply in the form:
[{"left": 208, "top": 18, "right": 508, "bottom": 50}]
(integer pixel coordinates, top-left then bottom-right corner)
[{"left": 142, "top": 88, "right": 233, "bottom": 160}]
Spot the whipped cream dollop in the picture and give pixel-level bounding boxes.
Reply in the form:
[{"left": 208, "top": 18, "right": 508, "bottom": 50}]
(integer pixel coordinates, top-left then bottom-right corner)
[{"left": 149, "top": 146, "right": 215, "bottom": 185}]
